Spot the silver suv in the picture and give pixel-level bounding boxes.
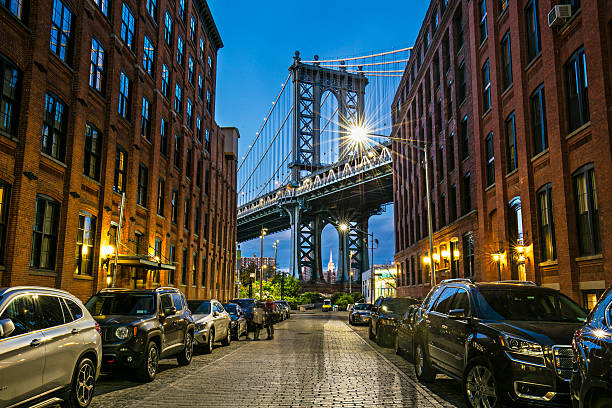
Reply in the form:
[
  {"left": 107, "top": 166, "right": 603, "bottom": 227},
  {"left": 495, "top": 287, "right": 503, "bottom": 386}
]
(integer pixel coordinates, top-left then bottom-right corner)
[{"left": 0, "top": 286, "right": 102, "bottom": 408}]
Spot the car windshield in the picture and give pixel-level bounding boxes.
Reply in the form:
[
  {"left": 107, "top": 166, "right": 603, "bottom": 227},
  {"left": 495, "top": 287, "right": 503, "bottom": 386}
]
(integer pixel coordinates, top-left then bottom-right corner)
[
  {"left": 381, "top": 298, "right": 415, "bottom": 314},
  {"left": 188, "top": 301, "right": 211, "bottom": 315},
  {"left": 232, "top": 299, "right": 253, "bottom": 310},
  {"left": 324, "top": 300, "right": 331, "bottom": 305},
  {"left": 223, "top": 304, "right": 237, "bottom": 314},
  {"left": 476, "top": 289, "right": 587, "bottom": 322},
  {"left": 85, "top": 293, "right": 156, "bottom": 316},
  {"left": 354, "top": 304, "right": 372, "bottom": 311}
]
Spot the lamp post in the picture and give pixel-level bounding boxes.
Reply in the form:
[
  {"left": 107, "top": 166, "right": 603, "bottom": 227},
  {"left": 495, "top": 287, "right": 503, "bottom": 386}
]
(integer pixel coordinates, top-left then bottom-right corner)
[
  {"left": 259, "top": 228, "right": 267, "bottom": 300},
  {"left": 346, "top": 126, "right": 435, "bottom": 287},
  {"left": 349, "top": 250, "right": 354, "bottom": 294},
  {"left": 339, "top": 223, "right": 378, "bottom": 302},
  {"left": 273, "top": 240, "right": 279, "bottom": 276}
]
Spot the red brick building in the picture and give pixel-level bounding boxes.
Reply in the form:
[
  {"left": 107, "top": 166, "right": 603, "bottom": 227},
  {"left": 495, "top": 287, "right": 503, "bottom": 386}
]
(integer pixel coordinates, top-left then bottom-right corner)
[
  {"left": 0, "top": 0, "right": 238, "bottom": 302},
  {"left": 393, "top": 0, "right": 612, "bottom": 309}
]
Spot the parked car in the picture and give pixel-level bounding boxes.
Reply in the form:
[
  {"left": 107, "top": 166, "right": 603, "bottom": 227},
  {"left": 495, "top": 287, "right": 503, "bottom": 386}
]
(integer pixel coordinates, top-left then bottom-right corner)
[
  {"left": 188, "top": 299, "right": 231, "bottom": 353},
  {"left": 394, "top": 304, "right": 421, "bottom": 361},
  {"left": 222, "top": 303, "right": 248, "bottom": 340},
  {"left": 369, "top": 296, "right": 421, "bottom": 347},
  {"left": 413, "top": 279, "right": 587, "bottom": 408},
  {"left": 348, "top": 303, "right": 373, "bottom": 325},
  {"left": 275, "top": 300, "right": 291, "bottom": 319},
  {"left": 231, "top": 298, "right": 263, "bottom": 331},
  {"left": 322, "top": 299, "right": 332, "bottom": 312},
  {"left": 85, "top": 287, "right": 194, "bottom": 382},
  {"left": 571, "top": 287, "right": 612, "bottom": 408},
  {"left": 0, "top": 286, "right": 102, "bottom": 408},
  {"left": 347, "top": 303, "right": 354, "bottom": 313}
]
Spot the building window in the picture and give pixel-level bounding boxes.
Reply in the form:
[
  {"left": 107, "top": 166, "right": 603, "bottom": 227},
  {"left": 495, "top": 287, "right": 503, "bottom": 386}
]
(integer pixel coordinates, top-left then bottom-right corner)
[
  {"left": 0, "top": 182, "right": 9, "bottom": 265},
  {"left": 160, "top": 117, "right": 168, "bottom": 156},
  {"left": 186, "top": 99, "right": 192, "bottom": 129},
  {"left": 42, "top": 93, "right": 67, "bottom": 161},
  {"left": 485, "top": 133, "right": 495, "bottom": 186},
  {"left": 447, "top": 132, "right": 455, "bottom": 172},
  {"left": 462, "top": 233, "right": 474, "bottom": 277},
  {"left": 153, "top": 239, "right": 162, "bottom": 283},
  {"left": 206, "top": 89, "right": 211, "bottom": 113},
  {"left": 500, "top": 31, "right": 512, "bottom": 90},
  {"left": 171, "top": 190, "right": 178, "bottom": 224},
  {"left": 184, "top": 198, "right": 190, "bottom": 231},
  {"left": 437, "top": 145, "right": 444, "bottom": 182},
  {"left": 196, "top": 157, "right": 202, "bottom": 186},
  {"left": 84, "top": 123, "right": 101, "bottom": 180},
  {"left": 174, "top": 133, "right": 180, "bottom": 168},
  {"left": 185, "top": 146, "right": 192, "bottom": 180},
  {"left": 573, "top": 164, "right": 600, "bottom": 256},
  {"left": 460, "top": 115, "right": 468, "bottom": 160},
  {"left": 137, "top": 163, "right": 148, "bottom": 207},
  {"left": 499, "top": 0, "right": 509, "bottom": 13},
  {"left": 198, "top": 75, "right": 203, "bottom": 101},
  {"left": 168, "top": 244, "right": 176, "bottom": 284},
  {"left": 164, "top": 11, "right": 172, "bottom": 46},
  {"left": 141, "top": 96, "right": 151, "bottom": 140},
  {"left": 190, "top": 15, "right": 196, "bottom": 42},
  {"left": 205, "top": 128, "right": 210, "bottom": 152},
  {"left": 92, "top": 0, "right": 108, "bottom": 15},
  {"left": 188, "top": 56, "right": 194, "bottom": 84},
  {"left": 157, "top": 178, "right": 165, "bottom": 216},
  {"left": 199, "top": 37, "right": 205, "bottom": 61},
  {"left": 50, "top": 0, "right": 72, "bottom": 62},
  {"left": 178, "top": 0, "right": 185, "bottom": 20},
  {"left": 120, "top": 3, "right": 135, "bottom": 50},
  {"left": 0, "top": 56, "right": 20, "bottom": 137},
  {"left": 203, "top": 211, "right": 208, "bottom": 237},
  {"left": 568, "top": 0, "right": 581, "bottom": 12},
  {"left": 114, "top": 145, "right": 127, "bottom": 193},
  {"left": 525, "top": 0, "right": 541, "bottom": 62},
  {"left": 143, "top": 36, "right": 154, "bottom": 76},
  {"left": 565, "top": 47, "right": 589, "bottom": 132},
  {"left": 192, "top": 251, "right": 197, "bottom": 286},
  {"left": 583, "top": 290, "right": 603, "bottom": 311},
  {"left": 449, "top": 184, "right": 457, "bottom": 221},
  {"left": 479, "top": 0, "right": 487, "bottom": 43},
  {"left": 204, "top": 168, "right": 209, "bottom": 196},
  {"left": 463, "top": 172, "right": 471, "bottom": 214},
  {"left": 537, "top": 183, "right": 556, "bottom": 262},
  {"left": 194, "top": 205, "right": 200, "bottom": 236},
  {"left": 2, "top": 0, "right": 24, "bottom": 19},
  {"left": 207, "top": 55, "right": 213, "bottom": 77},
  {"left": 454, "top": 9, "right": 464, "bottom": 50},
  {"left": 89, "top": 37, "right": 105, "bottom": 93},
  {"left": 118, "top": 72, "right": 130, "bottom": 119},
  {"left": 201, "top": 254, "right": 207, "bottom": 286},
  {"left": 146, "top": 0, "right": 156, "bottom": 20},
  {"left": 505, "top": 113, "right": 517, "bottom": 172},
  {"left": 161, "top": 63, "right": 169, "bottom": 98},
  {"left": 457, "top": 61, "right": 466, "bottom": 103},
  {"left": 181, "top": 247, "right": 187, "bottom": 285},
  {"left": 196, "top": 116, "right": 202, "bottom": 142},
  {"left": 482, "top": 59, "right": 491, "bottom": 112},
  {"left": 175, "top": 83, "right": 182, "bottom": 114},
  {"left": 531, "top": 85, "right": 548, "bottom": 155},
  {"left": 31, "top": 196, "right": 59, "bottom": 269},
  {"left": 177, "top": 34, "right": 184, "bottom": 66},
  {"left": 75, "top": 213, "right": 96, "bottom": 276}
]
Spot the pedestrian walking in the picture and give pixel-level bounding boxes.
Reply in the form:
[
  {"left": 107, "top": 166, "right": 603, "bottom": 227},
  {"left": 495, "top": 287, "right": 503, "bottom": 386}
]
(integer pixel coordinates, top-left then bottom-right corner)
[
  {"left": 265, "top": 299, "right": 275, "bottom": 340},
  {"left": 252, "top": 301, "right": 264, "bottom": 340}
]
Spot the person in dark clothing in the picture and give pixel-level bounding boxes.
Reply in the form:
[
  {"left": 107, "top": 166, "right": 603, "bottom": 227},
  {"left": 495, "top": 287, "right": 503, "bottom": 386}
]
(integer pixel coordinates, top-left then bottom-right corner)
[{"left": 265, "top": 299, "right": 275, "bottom": 340}]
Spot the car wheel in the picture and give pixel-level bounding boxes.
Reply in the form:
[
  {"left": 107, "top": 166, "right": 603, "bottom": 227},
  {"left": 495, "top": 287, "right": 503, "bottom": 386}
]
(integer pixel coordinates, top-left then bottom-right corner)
[
  {"left": 137, "top": 341, "right": 159, "bottom": 382},
  {"left": 221, "top": 328, "right": 231, "bottom": 346},
  {"left": 176, "top": 332, "right": 193, "bottom": 366},
  {"left": 376, "top": 327, "right": 386, "bottom": 347},
  {"left": 204, "top": 328, "right": 214, "bottom": 354},
  {"left": 414, "top": 343, "right": 436, "bottom": 382},
  {"left": 368, "top": 323, "right": 375, "bottom": 340},
  {"left": 61, "top": 357, "right": 95, "bottom": 408},
  {"left": 394, "top": 334, "right": 401, "bottom": 355},
  {"left": 463, "top": 358, "right": 500, "bottom": 408}
]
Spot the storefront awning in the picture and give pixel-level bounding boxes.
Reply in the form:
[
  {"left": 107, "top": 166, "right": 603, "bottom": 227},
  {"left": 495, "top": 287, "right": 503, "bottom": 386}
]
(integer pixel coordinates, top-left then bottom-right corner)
[{"left": 116, "top": 255, "right": 176, "bottom": 270}]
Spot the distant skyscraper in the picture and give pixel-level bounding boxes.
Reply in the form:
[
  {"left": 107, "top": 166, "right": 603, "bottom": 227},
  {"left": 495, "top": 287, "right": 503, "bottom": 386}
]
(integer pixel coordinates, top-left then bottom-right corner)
[{"left": 323, "top": 250, "right": 336, "bottom": 283}]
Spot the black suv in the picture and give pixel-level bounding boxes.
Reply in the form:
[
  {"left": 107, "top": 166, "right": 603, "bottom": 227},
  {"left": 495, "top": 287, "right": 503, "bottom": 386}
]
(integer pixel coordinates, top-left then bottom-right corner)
[
  {"left": 413, "top": 279, "right": 587, "bottom": 407},
  {"left": 369, "top": 296, "right": 421, "bottom": 347},
  {"left": 571, "top": 287, "right": 612, "bottom": 408},
  {"left": 85, "top": 287, "right": 195, "bottom": 382}
]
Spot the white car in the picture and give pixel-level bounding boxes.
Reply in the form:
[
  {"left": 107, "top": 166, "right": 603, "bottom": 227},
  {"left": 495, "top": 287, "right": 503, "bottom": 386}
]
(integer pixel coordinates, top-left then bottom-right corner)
[
  {"left": 187, "top": 300, "right": 231, "bottom": 354},
  {"left": 0, "top": 286, "right": 102, "bottom": 408}
]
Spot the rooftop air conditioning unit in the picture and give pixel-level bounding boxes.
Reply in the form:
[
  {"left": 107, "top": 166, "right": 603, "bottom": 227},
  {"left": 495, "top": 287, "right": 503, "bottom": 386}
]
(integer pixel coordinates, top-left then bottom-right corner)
[{"left": 548, "top": 4, "right": 572, "bottom": 27}]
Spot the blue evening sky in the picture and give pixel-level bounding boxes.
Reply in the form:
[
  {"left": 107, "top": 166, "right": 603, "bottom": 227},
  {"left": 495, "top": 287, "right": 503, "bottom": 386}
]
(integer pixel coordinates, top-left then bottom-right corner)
[{"left": 209, "top": 1, "right": 429, "bottom": 269}]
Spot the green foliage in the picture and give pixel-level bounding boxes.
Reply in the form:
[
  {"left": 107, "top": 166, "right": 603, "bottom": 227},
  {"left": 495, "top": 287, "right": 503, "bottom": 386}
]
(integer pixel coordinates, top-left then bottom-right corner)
[
  {"left": 297, "top": 291, "right": 325, "bottom": 305},
  {"left": 237, "top": 274, "right": 303, "bottom": 303},
  {"left": 335, "top": 294, "right": 354, "bottom": 310},
  {"left": 350, "top": 292, "right": 365, "bottom": 303}
]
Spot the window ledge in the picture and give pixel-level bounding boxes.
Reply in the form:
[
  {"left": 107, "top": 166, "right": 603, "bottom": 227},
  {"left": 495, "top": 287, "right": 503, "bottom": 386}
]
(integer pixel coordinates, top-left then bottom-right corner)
[
  {"left": 505, "top": 168, "right": 518, "bottom": 179},
  {"left": 566, "top": 122, "right": 591, "bottom": 140},
  {"left": 531, "top": 148, "right": 550, "bottom": 163},
  {"left": 501, "top": 84, "right": 514, "bottom": 98},
  {"left": 0, "top": 265, "right": 5, "bottom": 271},
  {"left": 576, "top": 254, "right": 603, "bottom": 262},
  {"left": 73, "top": 274, "right": 94, "bottom": 281},
  {"left": 485, "top": 183, "right": 495, "bottom": 192},
  {"left": 29, "top": 268, "right": 57, "bottom": 277},
  {"left": 40, "top": 153, "right": 67, "bottom": 168},
  {"left": 538, "top": 260, "right": 558, "bottom": 267},
  {"left": 136, "top": 204, "right": 148, "bottom": 212},
  {"left": 524, "top": 53, "right": 542, "bottom": 72},
  {"left": 481, "top": 108, "right": 492, "bottom": 119}
]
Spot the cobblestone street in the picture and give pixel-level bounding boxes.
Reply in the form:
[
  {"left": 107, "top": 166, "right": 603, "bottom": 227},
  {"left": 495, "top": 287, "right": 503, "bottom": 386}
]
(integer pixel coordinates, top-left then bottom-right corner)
[{"left": 90, "top": 311, "right": 465, "bottom": 407}]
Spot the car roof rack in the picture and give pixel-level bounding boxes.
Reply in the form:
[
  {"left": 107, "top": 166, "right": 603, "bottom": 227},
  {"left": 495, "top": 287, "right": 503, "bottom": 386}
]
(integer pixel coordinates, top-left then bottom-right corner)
[
  {"left": 440, "top": 278, "right": 474, "bottom": 284},
  {"left": 154, "top": 286, "right": 178, "bottom": 292},
  {"left": 493, "top": 280, "right": 538, "bottom": 286}
]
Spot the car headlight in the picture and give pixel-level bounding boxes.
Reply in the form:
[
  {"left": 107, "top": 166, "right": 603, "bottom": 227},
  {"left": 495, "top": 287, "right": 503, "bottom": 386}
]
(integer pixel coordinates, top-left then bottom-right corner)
[
  {"left": 115, "top": 326, "right": 130, "bottom": 340},
  {"left": 499, "top": 333, "right": 543, "bottom": 357}
]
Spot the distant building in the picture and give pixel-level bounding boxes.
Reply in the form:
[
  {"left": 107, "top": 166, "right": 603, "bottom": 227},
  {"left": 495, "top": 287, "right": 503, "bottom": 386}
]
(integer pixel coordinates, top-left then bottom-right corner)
[
  {"left": 301, "top": 266, "right": 312, "bottom": 281},
  {"left": 322, "top": 251, "right": 337, "bottom": 283},
  {"left": 362, "top": 265, "right": 397, "bottom": 303},
  {"left": 240, "top": 257, "right": 276, "bottom": 270}
]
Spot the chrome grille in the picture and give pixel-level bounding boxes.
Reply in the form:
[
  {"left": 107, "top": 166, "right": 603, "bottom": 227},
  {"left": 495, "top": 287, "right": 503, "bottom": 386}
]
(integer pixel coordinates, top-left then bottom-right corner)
[
  {"left": 103, "top": 327, "right": 115, "bottom": 342},
  {"left": 552, "top": 346, "right": 572, "bottom": 380}
]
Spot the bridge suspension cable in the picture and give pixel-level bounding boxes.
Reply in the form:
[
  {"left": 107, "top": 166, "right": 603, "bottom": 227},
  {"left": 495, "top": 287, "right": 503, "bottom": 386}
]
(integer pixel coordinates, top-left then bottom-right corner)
[
  {"left": 319, "top": 58, "right": 411, "bottom": 68},
  {"left": 300, "top": 47, "right": 413, "bottom": 64}
]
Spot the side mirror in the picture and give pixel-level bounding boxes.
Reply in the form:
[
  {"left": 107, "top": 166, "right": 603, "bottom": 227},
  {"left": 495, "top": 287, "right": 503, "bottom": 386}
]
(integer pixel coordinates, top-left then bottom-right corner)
[
  {"left": 213, "top": 311, "right": 219, "bottom": 317},
  {"left": 163, "top": 306, "right": 177, "bottom": 317},
  {"left": 0, "top": 318, "right": 15, "bottom": 338},
  {"left": 448, "top": 309, "right": 466, "bottom": 319}
]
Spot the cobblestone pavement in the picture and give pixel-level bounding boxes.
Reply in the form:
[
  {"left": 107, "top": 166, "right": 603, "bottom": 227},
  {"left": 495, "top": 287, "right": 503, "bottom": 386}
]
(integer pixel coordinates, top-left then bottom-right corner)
[{"left": 89, "top": 311, "right": 464, "bottom": 407}]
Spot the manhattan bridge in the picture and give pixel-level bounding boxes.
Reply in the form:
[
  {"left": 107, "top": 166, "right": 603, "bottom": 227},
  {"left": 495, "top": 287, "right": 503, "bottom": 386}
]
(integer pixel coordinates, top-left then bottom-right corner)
[{"left": 237, "top": 48, "right": 411, "bottom": 285}]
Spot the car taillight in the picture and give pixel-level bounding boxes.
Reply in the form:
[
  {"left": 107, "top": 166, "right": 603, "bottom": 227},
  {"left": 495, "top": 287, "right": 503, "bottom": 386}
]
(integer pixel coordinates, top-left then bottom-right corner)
[{"left": 95, "top": 322, "right": 102, "bottom": 336}]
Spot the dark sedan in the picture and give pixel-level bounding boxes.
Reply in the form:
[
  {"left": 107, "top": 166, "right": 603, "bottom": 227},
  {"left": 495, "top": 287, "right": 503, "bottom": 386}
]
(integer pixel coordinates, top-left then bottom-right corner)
[
  {"left": 223, "top": 303, "right": 248, "bottom": 340},
  {"left": 394, "top": 304, "right": 421, "bottom": 361},
  {"left": 369, "top": 296, "right": 421, "bottom": 347},
  {"left": 348, "top": 303, "right": 373, "bottom": 325},
  {"left": 571, "top": 287, "right": 612, "bottom": 408}
]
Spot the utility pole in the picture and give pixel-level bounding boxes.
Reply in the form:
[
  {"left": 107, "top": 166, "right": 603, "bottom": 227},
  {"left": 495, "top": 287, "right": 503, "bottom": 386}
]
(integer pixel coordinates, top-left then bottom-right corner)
[
  {"left": 424, "top": 142, "right": 436, "bottom": 287},
  {"left": 370, "top": 233, "right": 375, "bottom": 303},
  {"left": 111, "top": 193, "right": 126, "bottom": 288}
]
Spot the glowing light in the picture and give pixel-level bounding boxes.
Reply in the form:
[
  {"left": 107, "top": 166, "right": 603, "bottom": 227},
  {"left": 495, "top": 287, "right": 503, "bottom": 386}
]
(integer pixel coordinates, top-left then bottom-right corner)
[
  {"left": 492, "top": 253, "right": 501, "bottom": 262},
  {"left": 101, "top": 245, "right": 115, "bottom": 258},
  {"left": 339, "top": 223, "right": 349, "bottom": 232},
  {"left": 348, "top": 126, "right": 370, "bottom": 144},
  {"left": 153, "top": 256, "right": 160, "bottom": 263},
  {"left": 423, "top": 256, "right": 431, "bottom": 265},
  {"left": 368, "top": 151, "right": 374, "bottom": 158},
  {"left": 453, "top": 250, "right": 460, "bottom": 258},
  {"left": 433, "top": 253, "right": 440, "bottom": 262},
  {"left": 106, "top": 275, "right": 112, "bottom": 285},
  {"left": 441, "top": 250, "right": 450, "bottom": 259},
  {"left": 594, "top": 329, "right": 608, "bottom": 338}
]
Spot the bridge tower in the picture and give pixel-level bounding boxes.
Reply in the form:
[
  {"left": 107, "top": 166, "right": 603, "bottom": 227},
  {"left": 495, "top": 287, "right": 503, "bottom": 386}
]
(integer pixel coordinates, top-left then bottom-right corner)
[{"left": 285, "top": 52, "right": 370, "bottom": 285}]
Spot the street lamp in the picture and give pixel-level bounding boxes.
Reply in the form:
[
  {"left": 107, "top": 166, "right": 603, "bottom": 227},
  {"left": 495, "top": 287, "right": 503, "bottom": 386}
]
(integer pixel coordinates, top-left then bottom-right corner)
[
  {"left": 349, "top": 250, "right": 354, "bottom": 295},
  {"left": 101, "top": 244, "right": 116, "bottom": 286},
  {"left": 338, "top": 222, "right": 378, "bottom": 302},
  {"left": 347, "top": 125, "right": 436, "bottom": 287},
  {"left": 260, "top": 228, "right": 267, "bottom": 301}
]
